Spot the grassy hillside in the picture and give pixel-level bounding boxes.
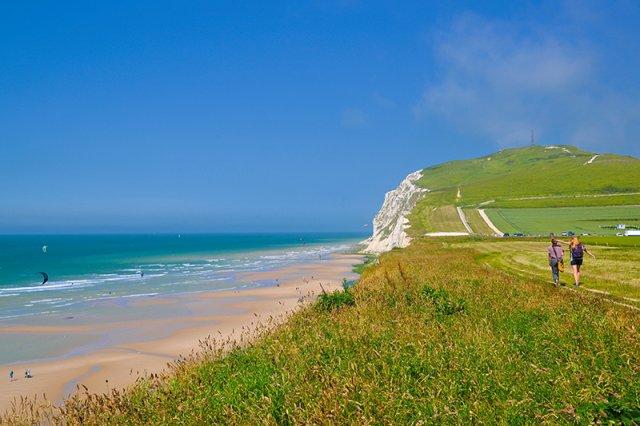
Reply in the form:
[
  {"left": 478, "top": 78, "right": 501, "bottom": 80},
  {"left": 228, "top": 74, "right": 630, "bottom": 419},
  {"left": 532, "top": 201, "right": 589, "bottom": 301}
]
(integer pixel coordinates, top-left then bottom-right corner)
[
  {"left": 407, "top": 145, "right": 640, "bottom": 237},
  {"left": 416, "top": 145, "right": 640, "bottom": 207},
  {"left": 7, "top": 241, "right": 640, "bottom": 424}
]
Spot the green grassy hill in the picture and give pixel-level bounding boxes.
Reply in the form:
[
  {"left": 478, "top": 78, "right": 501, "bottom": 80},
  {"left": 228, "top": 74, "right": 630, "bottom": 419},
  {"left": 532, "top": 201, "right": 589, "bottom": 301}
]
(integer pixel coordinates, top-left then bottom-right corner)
[{"left": 407, "top": 145, "right": 640, "bottom": 236}]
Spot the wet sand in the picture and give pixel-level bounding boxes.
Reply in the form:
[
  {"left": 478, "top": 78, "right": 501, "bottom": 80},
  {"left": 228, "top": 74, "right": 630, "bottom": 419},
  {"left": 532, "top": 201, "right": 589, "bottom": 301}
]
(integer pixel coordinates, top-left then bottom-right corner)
[{"left": 0, "top": 254, "right": 362, "bottom": 413}]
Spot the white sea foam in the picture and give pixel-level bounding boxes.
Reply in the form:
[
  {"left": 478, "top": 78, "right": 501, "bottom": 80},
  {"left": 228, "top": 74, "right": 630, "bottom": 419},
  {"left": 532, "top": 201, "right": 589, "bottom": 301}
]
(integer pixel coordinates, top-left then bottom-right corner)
[
  {"left": 121, "top": 292, "right": 159, "bottom": 298},
  {"left": 0, "top": 240, "right": 356, "bottom": 322},
  {"left": 30, "top": 297, "right": 64, "bottom": 304}
]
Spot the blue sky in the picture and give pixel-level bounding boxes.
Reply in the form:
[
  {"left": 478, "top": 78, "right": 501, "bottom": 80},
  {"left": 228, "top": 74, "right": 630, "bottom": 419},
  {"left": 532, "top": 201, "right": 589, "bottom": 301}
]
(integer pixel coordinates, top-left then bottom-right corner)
[{"left": 1, "top": 1, "right": 639, "bottom": 233}]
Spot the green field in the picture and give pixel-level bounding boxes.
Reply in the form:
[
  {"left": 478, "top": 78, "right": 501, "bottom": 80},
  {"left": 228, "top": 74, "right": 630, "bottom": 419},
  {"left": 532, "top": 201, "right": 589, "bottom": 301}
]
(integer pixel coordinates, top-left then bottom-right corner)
[
  {"left": 484, "top": 205, "right": 640, "bottom": 236},
  {"left": 428, "top": 205, "right": 467, "bottom": 232},
  {"left": 582, "top": 236, "right": 640, "bottom": 247},
  {"left": 414, "top": 146, "right": 640, "bottom": 207},
  {"left": 8, "top": 240, "right": 640, "bottom": 424},
  {"left": 406, "top": 146, "right": 640, "bottom": 237},
  {"left": 454, "top": 239, "right": 640, "bottom": 307},
  {"left": 407, "top": 204, "right": 467, "bottom": 236},
  {"left": 464, "top": 208, "right": 495, "bottom": 235},
  {"left": 488, "top": 193, "right": 640, "bottom": 208}
]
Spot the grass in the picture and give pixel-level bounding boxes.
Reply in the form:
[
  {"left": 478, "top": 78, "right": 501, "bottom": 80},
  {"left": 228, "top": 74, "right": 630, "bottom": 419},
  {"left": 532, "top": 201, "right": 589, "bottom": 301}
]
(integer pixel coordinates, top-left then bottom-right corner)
[
  {"left": 484, "top": 205, "right": 640, "bottom": 235},
  {"left": 6, "top": 239, "right": 640, "bottom": 424},
  {"left": 428, "top": 205, "right": 467, "bottom": 232},
  {"left": 464, "top": 208, "right": 495, "bottom": 235},
  {"left": 582, "top": 236, "right": 640, "bottom": 248},
  {"left": 454, "top": 239, "right": 640, "bottom": 307},
  {"left": 406, "top": 194, "right": 459, "bottom": 237},
  {"left": 489, "top": 193, "right": 640, "bottom": 208},
  {"left": 406, "top": 203, "right": 466, "bottom": 236},
  {"left": 352, "top": 253, "right": 377, "bottom": 275},
  {"left": 414, "top": 145, "right": 640, "bottom": 208},
  {"left": 316, "top": 288, "right": 355, "bottom": 312}
]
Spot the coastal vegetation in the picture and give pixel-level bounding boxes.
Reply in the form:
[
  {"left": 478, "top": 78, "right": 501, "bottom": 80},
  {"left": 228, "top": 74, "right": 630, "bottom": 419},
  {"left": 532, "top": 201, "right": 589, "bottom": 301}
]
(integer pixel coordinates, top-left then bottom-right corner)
[
  {"left": 351, "top": 254, "right": 377, "bottom": 275},
  {"left": 5, "top": 239, "right": 639, "bottom": 424}
]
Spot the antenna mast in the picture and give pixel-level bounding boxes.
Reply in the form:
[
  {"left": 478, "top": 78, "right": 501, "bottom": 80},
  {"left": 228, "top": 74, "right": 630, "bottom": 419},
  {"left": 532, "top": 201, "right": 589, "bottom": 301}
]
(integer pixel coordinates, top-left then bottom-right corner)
[{"left": 530, "top": 129, "right": 535, "bottom": 146}]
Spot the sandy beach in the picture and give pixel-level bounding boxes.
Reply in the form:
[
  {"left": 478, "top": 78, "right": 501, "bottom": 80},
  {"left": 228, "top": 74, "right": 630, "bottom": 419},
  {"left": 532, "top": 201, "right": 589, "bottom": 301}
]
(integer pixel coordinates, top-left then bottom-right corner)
[{"left": 0, "top": 253, "right": 362, "bottom": 414}]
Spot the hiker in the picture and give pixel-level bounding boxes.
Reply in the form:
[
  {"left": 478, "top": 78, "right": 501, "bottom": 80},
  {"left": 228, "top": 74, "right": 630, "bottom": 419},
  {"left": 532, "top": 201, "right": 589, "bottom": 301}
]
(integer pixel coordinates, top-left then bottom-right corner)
[
  {"left": 560, "top": 237, "right": 595, "bottom": 287},
  {"left": 547, "top": 238, "right": 564, "bottom": 287}
]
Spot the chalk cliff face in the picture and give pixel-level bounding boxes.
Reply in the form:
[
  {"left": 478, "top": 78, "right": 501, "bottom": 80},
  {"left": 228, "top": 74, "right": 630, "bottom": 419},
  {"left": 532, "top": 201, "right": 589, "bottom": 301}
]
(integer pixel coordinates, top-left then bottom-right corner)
[{"left": 362, "top": 170, "right": 428, "bottom": 253}]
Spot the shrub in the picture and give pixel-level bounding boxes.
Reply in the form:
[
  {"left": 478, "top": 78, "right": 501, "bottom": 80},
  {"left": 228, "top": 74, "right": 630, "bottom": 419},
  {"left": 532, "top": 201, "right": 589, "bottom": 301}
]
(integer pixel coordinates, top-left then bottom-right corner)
[
  {"left": 421, "top": 284, "right": 466, "bottom": 317},
  {"left": 342, "top": 278, "right": 357, "bottom": 289},
  {"left": 316, "top": 288, "right": 355, "bottom": 312},
  {"left": 352, "top": 254, "right": 377, "bottom": 275}
]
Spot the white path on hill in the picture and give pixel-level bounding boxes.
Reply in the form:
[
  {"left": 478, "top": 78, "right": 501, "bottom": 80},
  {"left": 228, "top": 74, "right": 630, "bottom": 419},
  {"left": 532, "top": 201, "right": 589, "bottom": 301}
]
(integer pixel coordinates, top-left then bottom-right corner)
[
  {"left": 584, "top": 154, "right": 599, "bottom": 165},
  {"left": 456, "top": 207, "right": 474, "bottom": 234},
  {"left": 478, "top": 209, "right": 504, "bottom": 237},
  {"left": 545, "top": 145, "right": 574, "bottom": 155}
]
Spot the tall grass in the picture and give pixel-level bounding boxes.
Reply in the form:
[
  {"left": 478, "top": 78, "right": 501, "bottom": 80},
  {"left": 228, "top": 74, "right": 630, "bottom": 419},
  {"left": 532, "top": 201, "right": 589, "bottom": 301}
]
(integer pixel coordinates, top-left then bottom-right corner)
[{"left": 4, "top": 240, "right": 640, "bottom": 424}]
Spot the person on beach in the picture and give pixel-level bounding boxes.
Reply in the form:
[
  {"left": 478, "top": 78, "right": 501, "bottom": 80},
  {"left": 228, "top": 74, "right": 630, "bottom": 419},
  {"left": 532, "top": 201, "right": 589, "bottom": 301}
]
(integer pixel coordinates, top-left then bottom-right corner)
[
  {"left": 559, "top": 237, "right": 595, "bottom": 287},
  {"left": 8, "top": 370, "right": 14, "bottom": 382},
  {"left": 547, "top": 238, "right": 564, "bottom": 287}
]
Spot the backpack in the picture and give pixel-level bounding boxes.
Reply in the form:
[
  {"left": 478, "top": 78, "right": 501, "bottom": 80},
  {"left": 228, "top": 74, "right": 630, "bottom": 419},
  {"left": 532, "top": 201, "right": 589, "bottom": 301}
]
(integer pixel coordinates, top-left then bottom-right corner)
[{"left": 571, "top": 244, "right": 584, "bottom": 259}]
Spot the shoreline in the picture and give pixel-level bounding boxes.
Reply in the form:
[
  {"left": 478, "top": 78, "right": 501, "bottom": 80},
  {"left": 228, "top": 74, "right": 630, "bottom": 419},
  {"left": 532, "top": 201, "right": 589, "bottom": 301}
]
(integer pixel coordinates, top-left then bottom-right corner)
[{"left": 0, "top": 253, "right": 363, "bottom": 414}]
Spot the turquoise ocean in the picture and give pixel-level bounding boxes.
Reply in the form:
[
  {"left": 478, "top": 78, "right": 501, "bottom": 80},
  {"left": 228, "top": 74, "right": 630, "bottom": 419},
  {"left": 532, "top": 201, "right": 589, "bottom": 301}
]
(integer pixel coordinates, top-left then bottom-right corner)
[{"left": 0, "top": 233, "right": 363, "bottom": 322}]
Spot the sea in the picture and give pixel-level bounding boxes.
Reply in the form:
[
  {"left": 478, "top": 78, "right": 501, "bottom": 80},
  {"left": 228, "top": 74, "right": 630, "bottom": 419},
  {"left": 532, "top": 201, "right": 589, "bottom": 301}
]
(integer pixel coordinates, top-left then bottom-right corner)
[{"left": 0, "top": 233, "right": 363, "bottom": 322}]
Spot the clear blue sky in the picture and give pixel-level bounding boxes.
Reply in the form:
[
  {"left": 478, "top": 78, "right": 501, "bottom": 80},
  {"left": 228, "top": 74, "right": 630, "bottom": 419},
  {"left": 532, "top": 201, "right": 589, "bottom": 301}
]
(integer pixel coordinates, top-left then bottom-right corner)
[{"left": 2, "top": 1, "right": 639, "bottom": 233}]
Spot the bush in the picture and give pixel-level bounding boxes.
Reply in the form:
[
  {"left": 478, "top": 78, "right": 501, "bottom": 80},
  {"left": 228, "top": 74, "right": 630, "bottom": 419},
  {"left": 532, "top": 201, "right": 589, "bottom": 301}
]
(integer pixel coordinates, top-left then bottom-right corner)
[
  {"left": 316, "top": 288, "right": 355, "bottom": 312},
  {"left": 352, "top": 254, "right": 377, "bottom": 275},
  {"left": 421, "top": 284, "right": 466, "bottom": 317},
  {"left": 342, "top": 278, "right": 357, "bottom": 289}
]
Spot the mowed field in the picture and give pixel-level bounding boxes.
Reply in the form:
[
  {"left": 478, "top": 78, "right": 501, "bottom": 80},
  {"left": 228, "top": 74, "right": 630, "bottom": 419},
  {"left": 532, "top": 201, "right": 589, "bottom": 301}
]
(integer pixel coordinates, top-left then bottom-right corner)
[
  {"left": 407, "top": 204, "right": 468, "bottom": 235},
  {"left": 453, "top": 239, "right": 640, "bottom": 308},
  {"left": 485, "top": 205, "right": 640, "bottom": 235},
  {"left": 464, "top": 208, "right": 496, "bottom": 235}
]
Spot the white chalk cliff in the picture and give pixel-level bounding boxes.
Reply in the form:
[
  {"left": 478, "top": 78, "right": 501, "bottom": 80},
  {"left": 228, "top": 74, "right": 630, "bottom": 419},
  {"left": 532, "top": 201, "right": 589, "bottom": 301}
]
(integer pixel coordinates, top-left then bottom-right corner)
[{"left": 362, "top": 170, "right": 428, "bottom": 253}]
